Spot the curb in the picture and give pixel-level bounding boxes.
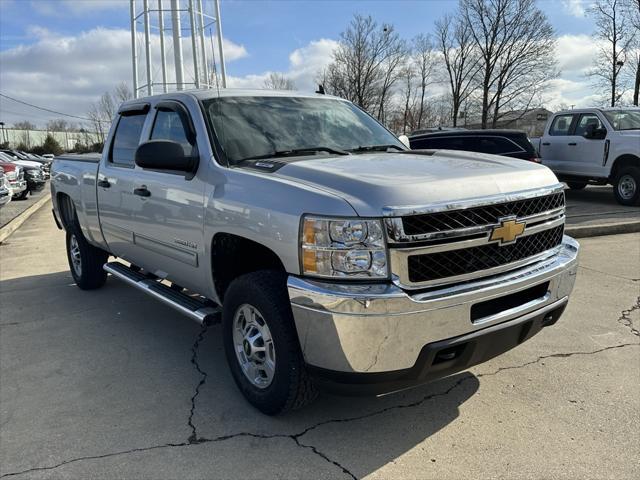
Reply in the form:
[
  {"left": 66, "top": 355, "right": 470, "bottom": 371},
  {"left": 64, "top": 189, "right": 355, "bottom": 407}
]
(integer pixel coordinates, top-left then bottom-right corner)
[
  {"left": 0, "top": 195, "right": 52, "bottom": 244},
  {"left": 565, "top": 219, "right": 640, "bottom": 239}
]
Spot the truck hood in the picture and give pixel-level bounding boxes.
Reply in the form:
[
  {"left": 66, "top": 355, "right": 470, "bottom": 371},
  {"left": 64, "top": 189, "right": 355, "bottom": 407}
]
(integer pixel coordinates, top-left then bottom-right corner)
[{"left": 274, "top": 150, "right": 560, "bottom": 217}]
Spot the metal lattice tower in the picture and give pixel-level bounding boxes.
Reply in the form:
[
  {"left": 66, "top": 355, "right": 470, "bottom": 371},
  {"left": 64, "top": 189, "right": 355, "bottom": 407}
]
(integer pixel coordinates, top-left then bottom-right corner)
[{"left": 129, "top": 0, "right": 227, "bottom": 98}]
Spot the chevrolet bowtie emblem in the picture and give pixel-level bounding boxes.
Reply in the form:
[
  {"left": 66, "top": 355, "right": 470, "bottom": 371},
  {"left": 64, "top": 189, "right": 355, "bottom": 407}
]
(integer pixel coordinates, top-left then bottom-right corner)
[{"left": 490, "top": 217, "right": 526, "bottom": 245}]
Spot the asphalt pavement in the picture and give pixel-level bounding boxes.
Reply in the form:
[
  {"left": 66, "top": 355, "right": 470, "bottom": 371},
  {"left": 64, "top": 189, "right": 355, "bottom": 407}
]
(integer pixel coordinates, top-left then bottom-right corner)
[
  {"left": 0, "top": 183, "right": 49, "bottom": 229},
  {"left": 564, "top": 185, "right": 639, "bottom": 227},
  {"left": 1, "top": 207, "right": 639, "bottom": 479}
]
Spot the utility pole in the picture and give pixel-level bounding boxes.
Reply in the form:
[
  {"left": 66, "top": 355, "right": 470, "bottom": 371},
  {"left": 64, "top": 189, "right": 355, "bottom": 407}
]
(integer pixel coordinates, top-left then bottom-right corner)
[
  {"left": 143, "top": 0, "right": 153, "bottom": 95},
  {"left": 158, "top": 0, "right": 168, "bottom": 93},
  {"left": 130, "top": 0, "right": 138, "bottom": 98},
  {"left": 188, "top": 0, "right": 200, "bottom": 88},
  {"left": 171, "top": 0, "right": 185, "bottom": 90},
  {"left": 214, "top": 0, "right": 227, "bottom": 87},
  {"left": 197, "top": 0, "right": 209, "bottom": 87}
]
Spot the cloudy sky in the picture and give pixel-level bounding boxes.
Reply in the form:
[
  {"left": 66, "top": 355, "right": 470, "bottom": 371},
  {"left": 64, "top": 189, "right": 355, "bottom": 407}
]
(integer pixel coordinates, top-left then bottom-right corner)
[{"left": 0, "top": 0, "right": 601, "bottom": 128}]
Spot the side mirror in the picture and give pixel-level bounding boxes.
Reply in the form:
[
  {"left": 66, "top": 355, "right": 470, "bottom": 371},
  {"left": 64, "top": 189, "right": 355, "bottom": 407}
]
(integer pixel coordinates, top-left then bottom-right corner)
[
  {"left": 398, "top": 134, "right": 411, "bottom": 149},
  {"left": 583, "top": 124, "right": 607, "bottom": 140},
  {"left": 135, "top": 140, "right": 196, "bottom": 172}
]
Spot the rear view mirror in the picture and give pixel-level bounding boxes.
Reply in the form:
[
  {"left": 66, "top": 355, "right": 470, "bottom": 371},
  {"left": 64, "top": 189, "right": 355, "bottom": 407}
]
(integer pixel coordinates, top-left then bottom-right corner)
[
  {"left": 583, "top": 124, "right": 607, "bottom": 140},
  {"left": 135, "top": 140, "right": 196, "bottom": 172}
]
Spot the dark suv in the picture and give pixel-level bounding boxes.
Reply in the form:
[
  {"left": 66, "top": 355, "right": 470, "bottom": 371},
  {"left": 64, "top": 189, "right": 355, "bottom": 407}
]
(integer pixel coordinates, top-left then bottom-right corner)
[{"left": 409, "top": 129, "right": 540, "bottom": 162}]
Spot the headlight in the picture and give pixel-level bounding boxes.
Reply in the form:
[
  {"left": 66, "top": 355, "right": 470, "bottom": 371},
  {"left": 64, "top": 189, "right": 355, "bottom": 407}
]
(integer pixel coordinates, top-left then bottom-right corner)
[{"left": 300, "top": 216, "right": 388, "bottom": 279}]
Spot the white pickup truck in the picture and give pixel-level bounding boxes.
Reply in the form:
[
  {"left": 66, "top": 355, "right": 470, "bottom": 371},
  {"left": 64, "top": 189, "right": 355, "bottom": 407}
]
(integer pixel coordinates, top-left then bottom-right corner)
[
  {"left": 51, "top": 89, "right": 579, "bottom": 414},
  {"left": 537, "top": 108, "right": 640, "bottom": 205}
]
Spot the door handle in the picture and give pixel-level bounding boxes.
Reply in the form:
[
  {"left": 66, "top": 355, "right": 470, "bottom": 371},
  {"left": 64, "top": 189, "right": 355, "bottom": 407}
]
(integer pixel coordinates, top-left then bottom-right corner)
[
  {"left": 133, "top": 186, "right": 151, "bottom": 197},
  {"left": 542, "top": 142, "right": 550, "bottom": 146},
  {"left": 568, "top": 142, "right": 577, "bottom": 146},
  {"left": 97, "top": 179, "right": 110, "bottom": 188}
]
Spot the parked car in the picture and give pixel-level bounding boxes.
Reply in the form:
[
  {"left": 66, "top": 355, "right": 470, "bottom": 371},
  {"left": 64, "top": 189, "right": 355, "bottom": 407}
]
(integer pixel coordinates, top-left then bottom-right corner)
[
  {"left": 41, "top": 153, "right": 55, "bottom": 160},
  {"left": 0, "top": 150, "right": 45, "bottom": 170},
  {"left": 409, "top": 129, "right": 541, "bottom": 162},
  {"left": 51, "top": 89, "right": 578, "bottom": 414},
  {"left": 18, "top": 151, "right": 52, "bottom": 178},
  {"left": 0, "top": 160, "right": 27, "bottom": 199},
  {"left": 536, "top": 108, "right": 640, "bottom": 205},
  {"left": 0, "top": 167, "right": 12, "bottom": 207}
]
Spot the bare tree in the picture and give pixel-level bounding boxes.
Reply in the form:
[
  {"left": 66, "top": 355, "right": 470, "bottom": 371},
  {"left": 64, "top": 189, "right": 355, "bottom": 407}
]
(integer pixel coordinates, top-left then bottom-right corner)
[
  {"left": 323, "top": 15, "right": 407, "bottom": 120},
  {"left": 399, "top": 65, "right": 417, "bottom": 134},
  {"left": 263, "top": 72, "right": 296, "bottom": 90},
  {"left": 588, "top": 0, "right": 634, "bottom": 106},
  {"left": 412, "top": 34, "right": 437, "bottom": 129},
  {"left": 46, "top": 119, "right": 69, "bottom": 132},
  {"left": 461, "top": 0, "right": 558, "bottom": 128},
  {"left": 435, "top": 14, "right": 479, "bottom": 127},
  {"left": 625, "top": 0, "right": 640, "bottom": 105},
  {"left": 13, "top": 121, "right": 35, "bottom": 130},
  {"left": 86, "top": 83, "right": 134, "bottom": 143}
]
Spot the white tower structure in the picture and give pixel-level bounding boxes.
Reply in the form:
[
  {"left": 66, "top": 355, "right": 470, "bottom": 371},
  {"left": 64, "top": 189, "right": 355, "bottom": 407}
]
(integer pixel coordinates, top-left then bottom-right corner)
[{"left": 130, "top": 0, "right": 227, "bottom": 98}]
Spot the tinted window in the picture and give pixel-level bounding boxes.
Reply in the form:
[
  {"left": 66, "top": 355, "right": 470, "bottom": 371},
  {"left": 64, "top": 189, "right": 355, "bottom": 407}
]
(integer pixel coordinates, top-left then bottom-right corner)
[
  {"left": 574, "top": 114, "right": 604, "bottom": 136},
  {"left": 476, "top": 137, "right": 522, "bottom": 154},
  {"left": 549, "top": 114, "right": 574, "bottom": 136},
  {"left": 151, "top": 109, "right": 194, "bottom": 156},
  {"left": 417, "top": 136, "right": 475, "bottom": 151},
  {"left": 111, "top": 114, "right": 146, "bottom": 166}
]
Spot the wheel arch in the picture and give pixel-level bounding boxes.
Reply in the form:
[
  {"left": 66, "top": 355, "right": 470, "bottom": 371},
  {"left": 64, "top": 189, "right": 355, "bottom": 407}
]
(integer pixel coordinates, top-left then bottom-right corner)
[
  {"left": 211, "top": 232, "right": 287, "bottom": 303},
  {"left": 610, "top": 154, "right": 640, "bottom": 181}
]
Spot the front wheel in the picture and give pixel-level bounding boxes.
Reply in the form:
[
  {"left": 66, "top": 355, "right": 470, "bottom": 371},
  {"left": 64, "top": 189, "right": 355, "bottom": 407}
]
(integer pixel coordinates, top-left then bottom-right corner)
[
  {"left": 66, "top": 225, "right": 109, "bottom": 290},
  {"left": 222, "top": 270, "right": 317, "bottom": 415},
  {"left": 613, "top": 167, "right": 640, "bottom": 206}
]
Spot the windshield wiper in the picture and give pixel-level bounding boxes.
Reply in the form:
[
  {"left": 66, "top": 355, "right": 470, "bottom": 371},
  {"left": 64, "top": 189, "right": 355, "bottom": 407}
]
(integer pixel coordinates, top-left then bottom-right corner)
[
  {"left": 240, "top": 147, "right": 349, "bottom": 162},
  {"left": 348, "top": 144, "right": 406, "bottom": 153}
]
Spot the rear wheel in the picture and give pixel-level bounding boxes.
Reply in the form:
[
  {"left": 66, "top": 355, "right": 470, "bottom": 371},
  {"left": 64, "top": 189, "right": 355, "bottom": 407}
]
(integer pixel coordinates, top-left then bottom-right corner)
[
  {"left": 567, "top": 181, "right": 587, "bottom": 190},
  {"left": 15, "top": 190, "right": 29, "bottom": 200},
  {"left": 222, "top": 270, "right": 317, "bottom": 415},
  {"left": 613, "top": 167, "right": 640, "bottom": 206},
  {"left": 65, "top": 223, "right": 109, "bottom": 290}
]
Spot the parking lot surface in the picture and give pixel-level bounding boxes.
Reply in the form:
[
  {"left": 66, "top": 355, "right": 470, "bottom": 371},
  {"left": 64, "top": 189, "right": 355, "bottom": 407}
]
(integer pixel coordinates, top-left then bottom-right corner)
[
  {"left": 1, "top": 207, "right": 639, "bottom": 479},
  {"left": 0, "top": 184, "right": 49, "bottom": 229},
  {"left": 565, "top": 185, "right": 639, "bottom": 227}
]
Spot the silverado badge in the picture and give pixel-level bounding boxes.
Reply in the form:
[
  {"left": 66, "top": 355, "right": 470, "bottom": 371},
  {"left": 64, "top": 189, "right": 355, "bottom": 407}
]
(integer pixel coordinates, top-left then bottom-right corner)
[{"left": 490, "top": 218, "right": 526, "bottom": 245}]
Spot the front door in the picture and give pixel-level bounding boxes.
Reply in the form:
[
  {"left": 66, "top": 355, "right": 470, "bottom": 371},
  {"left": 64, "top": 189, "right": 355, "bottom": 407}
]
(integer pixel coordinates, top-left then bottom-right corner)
[
  {"left": 540, "top": 113, "right": 575, "bottom": 173},
  {"left": 125, "top": 101, "right": 207, "bottom": 293},
  {"left": 568, "top": 112, "right": 609, "bottom": 178}
]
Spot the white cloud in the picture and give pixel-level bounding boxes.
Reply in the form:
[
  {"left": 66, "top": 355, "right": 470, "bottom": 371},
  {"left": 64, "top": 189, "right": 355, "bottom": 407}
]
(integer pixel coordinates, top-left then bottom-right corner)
[
  {"left": 0, "top": 26, "right": 247, "bottom": 126},
  {"left": 228, "top": 38, "right": 338, "bottom": 91},
  {"left": 562, "top": 0, "right": 587, "bottom": 18}
]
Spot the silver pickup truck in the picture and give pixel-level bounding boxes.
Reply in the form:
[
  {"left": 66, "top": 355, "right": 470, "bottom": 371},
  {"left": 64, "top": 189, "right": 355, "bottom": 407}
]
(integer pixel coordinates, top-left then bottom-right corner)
[{"left": 51, "top": 89, "right": 579, "bottom": 414}]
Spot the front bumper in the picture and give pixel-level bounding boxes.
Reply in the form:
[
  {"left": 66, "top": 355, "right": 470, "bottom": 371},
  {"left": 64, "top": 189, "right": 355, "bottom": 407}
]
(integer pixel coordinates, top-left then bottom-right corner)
[
  {"left": 288, "top": 235, "right": 579, "bottom": 391},
  {"left": 26, "top": 177, "right": 46, "bottom": 192},
  {"left": 8, "top": 180, "right": 27, "bottom": 196}
]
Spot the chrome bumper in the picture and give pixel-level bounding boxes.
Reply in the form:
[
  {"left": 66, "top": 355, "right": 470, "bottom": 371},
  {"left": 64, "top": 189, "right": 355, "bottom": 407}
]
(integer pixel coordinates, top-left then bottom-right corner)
[{"left": 288, "top": 235, "right": 579, "bottom": 374}]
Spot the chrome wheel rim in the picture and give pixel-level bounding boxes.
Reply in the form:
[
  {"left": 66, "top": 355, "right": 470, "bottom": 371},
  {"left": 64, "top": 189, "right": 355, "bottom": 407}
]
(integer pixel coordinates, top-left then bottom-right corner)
[
  {"left": 618, "top": 174, "right": 636, "bottom": 200},
  {"left": 232, "top": 304, "right": 276, "bottom": 389},
  {"left": 69, "top": 234, "right": 82, "bottom": 277}
]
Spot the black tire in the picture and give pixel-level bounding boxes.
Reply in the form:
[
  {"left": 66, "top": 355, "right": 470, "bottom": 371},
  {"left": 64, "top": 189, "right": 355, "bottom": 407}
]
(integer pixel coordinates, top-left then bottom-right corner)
[
  {"left": 613, "top": 166, "right": 640, "bottom": 206},
  {"left": 567, "top": 181, "right": 587, "bottom": 190},
  {"left": 222, "top": 270, "right": 317, "bottom": 415},
  {"left": 15, "top": 190, "right": 29, "bottom": 200},
  {"left": 65, "top": 223, "right": 109, "bottom": 290}
]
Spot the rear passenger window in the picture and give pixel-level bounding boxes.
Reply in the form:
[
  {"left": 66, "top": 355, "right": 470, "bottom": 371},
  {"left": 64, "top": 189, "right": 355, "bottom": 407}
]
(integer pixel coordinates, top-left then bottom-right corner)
[
  {"left": 574, "top": 114, "right": 604, "bottom": 137},
  {"left": 423, "top": 137, "right": 473, "bottom": 151},
  {"left": 549, "top": 115, "right": 574, "bottom": 136},
  {"left": 151, "top": 109, "right": 194, "bottom": 156},
  {"left": 110, "top": 114, "right": 146, "bottom": 166},
  {"left": 476, "top": 137, "right": 521, "bottom": 154}
]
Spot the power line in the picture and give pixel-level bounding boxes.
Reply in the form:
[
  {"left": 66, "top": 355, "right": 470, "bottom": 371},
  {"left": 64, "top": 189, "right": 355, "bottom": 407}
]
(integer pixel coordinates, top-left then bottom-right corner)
[{"left": 0, "top": 93, "right": 105, "bottom": 123}]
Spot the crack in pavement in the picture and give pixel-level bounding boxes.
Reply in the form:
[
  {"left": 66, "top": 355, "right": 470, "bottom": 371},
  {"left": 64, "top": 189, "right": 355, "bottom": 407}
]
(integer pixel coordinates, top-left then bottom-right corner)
[
  {"left": 616, "top": 297, "right": 640, "bottom": 337},
  {"left": 578, "top": 265, "right": 639, "bottom": 282},
  {"left": 4, "top": 341, "right": 638, "bottom": 479},
  {"left": 187, "top": 322, "right": 210, "bottom": 444}
]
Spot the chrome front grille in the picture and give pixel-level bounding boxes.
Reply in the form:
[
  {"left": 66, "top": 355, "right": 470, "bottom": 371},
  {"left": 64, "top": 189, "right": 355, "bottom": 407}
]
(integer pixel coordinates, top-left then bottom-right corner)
[
  {"left": 407, "top": 225, "right": 564, "bottom": 283},
  {"left": 401, "top": 192, "right": 565, "bottom": 236},
  {"left": 384, "top": 184, "right": 567, "bottom": 289}
]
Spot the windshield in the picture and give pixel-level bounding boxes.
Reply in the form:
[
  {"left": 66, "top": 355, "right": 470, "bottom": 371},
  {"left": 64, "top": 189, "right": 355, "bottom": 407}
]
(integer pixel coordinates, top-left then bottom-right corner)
[
  {"left": 603, "top": 110, "right": 640, "bottom": 131},
  {"left": 203, "top": 96, "right": 405, "bottom": 164}
]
